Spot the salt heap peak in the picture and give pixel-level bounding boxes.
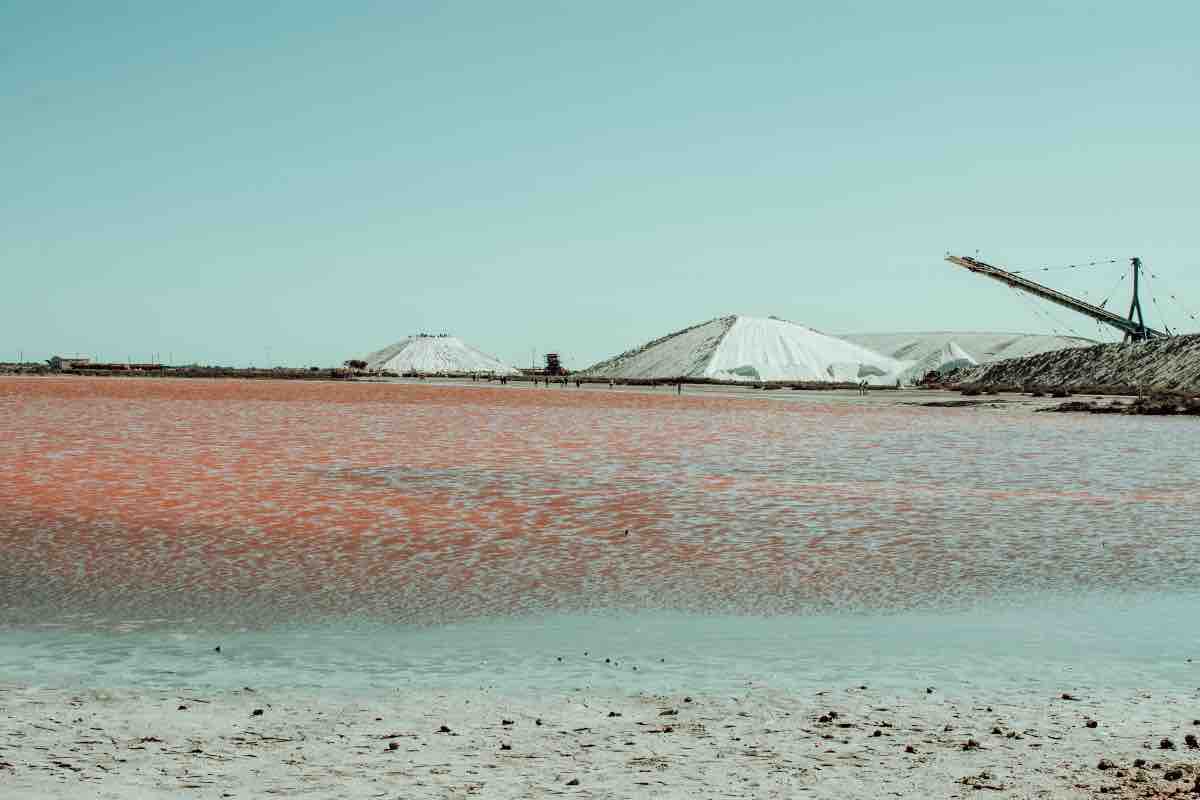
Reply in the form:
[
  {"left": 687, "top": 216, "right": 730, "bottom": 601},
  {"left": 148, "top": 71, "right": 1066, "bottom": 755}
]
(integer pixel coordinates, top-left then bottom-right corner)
[
  {"left": 843, "top": 332, "right": 1096, "bottom": 382},
  {"left": 581, "top": 315, "right": 903, "bottom": 384},
  {"left": 363, "top": 334, "right": 519, "bottom": 375}
]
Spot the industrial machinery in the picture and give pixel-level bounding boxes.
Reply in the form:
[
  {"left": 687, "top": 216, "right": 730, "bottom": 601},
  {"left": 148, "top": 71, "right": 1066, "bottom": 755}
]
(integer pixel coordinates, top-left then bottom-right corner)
[{"left": 946, "top": 255, "right": 1168, "bottom": 342}]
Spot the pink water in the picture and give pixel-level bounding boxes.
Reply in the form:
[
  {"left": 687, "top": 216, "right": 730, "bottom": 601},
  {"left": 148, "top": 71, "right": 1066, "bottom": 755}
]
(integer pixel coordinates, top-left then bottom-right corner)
[{"left": 2, "top": 377, "right": 1198, "bottom": 630}]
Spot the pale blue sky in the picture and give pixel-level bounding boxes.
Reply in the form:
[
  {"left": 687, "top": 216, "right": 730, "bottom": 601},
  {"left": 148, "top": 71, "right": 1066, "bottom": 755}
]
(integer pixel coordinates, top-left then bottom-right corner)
[{"left": 3, "top": 1, "right": 1197, "bottom": 368}]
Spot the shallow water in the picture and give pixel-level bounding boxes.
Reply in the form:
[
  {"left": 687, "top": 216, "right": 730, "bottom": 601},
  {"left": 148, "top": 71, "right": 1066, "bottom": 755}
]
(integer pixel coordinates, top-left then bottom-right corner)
[
  {"left": 1, "top": 377, "right": 1198, "bottom": 691},
  {"left": 1, "top": 597, "right": 1196, "bottom": 695}
]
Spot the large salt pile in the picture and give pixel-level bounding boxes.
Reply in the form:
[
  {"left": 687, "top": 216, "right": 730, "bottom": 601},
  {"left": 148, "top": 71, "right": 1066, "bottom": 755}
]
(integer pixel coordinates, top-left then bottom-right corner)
[
  {"left": 581, "top": 315, "right": 904, "bottom": 383},
  {"left": 843, "top": 332, "right": 1096, "bottom": 381},
  {"left": 363, "top": 334, "right": 519, "bottom": 375}
]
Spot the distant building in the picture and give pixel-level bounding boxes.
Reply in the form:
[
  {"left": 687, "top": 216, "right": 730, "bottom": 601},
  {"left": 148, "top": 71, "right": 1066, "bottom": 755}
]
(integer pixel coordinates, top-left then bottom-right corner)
[{"left": 48, "top": 356, "right": 91, "bottom": 370}]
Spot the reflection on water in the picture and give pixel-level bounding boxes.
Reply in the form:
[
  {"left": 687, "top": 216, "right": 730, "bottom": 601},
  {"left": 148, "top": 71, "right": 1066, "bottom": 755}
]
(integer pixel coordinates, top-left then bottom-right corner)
[{"left": 2, "top": 377, "right": 1199, "bottom": 632}]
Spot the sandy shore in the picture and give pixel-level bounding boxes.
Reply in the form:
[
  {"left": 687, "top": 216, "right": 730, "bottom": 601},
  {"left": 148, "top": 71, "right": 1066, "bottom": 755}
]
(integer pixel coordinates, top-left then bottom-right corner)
[{"left": 2, "top": 684, "right": 1197, "bottom": 799}]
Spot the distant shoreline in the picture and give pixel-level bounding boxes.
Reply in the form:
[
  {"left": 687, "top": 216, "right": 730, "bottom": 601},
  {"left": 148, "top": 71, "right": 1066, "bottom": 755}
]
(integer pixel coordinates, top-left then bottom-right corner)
[{"left": 0, "top": 367, "right": 899, "bottom": 391}]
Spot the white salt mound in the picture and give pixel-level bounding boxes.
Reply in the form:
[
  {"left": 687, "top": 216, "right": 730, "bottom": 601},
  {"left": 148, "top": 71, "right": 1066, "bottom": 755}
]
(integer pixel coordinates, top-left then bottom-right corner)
[
  {"left": 844, "top": 331, "right": 1099, "bottom": 374},
  {"left": 363, "top": 334, "right": 519, "bottom": 375},
  {"left": 582, "top": 315, "right": 904, "bottom": 384}
]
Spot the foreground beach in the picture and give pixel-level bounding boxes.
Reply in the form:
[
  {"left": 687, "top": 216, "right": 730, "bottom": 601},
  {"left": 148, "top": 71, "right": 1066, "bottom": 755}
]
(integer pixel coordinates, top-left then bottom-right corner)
[{"left": 3, "top": 683, "right": 1198, "bottom": 798}]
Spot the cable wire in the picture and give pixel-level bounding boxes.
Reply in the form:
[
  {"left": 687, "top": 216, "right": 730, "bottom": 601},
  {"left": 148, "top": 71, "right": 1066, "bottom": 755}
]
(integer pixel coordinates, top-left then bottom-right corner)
[
  {"left": 1011, "top": 257, "right": 1125, "bottom": 275},
  {"left": 1147, "top": 270, "right": 1200, "bottom": 327}
]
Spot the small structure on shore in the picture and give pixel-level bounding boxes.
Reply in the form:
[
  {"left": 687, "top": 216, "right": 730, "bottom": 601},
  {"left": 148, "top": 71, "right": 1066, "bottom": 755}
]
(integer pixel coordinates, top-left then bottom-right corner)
[
  {"left": 48, "top": 355, "right": 92, "bottom": 370},
  {"left": 361, "top": 334, "right": 519, "bottom": 376}
]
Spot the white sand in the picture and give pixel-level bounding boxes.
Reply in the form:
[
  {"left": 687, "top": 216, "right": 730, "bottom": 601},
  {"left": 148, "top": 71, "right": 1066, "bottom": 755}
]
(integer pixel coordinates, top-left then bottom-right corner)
[{"left": 3, "top": 683, "right": 1197, "bottom": 798}]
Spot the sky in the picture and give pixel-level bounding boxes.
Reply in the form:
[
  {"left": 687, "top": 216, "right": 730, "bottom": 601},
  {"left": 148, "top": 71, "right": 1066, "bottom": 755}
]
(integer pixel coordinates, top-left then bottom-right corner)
[{"left": 3, "top": 1, "right": 1198, "bottom": 368}]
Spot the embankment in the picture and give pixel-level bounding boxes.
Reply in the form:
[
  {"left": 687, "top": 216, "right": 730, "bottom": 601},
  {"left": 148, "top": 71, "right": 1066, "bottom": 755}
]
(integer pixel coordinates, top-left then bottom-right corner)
[{"left": 954, "top": 333, "right": 1200, "bottom": 394}]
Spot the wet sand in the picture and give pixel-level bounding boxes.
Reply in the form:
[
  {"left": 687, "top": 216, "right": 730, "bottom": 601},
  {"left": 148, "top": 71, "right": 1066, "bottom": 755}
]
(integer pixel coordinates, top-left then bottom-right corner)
[{"left": 3, "top": 684, "right": 1198, "bottom": 798}]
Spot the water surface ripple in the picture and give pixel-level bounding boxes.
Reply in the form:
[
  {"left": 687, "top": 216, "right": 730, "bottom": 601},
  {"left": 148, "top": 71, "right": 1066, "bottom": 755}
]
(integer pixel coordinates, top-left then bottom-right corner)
[{"left": 2, "top": 377, "right": 1197, "bottom": 630}]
